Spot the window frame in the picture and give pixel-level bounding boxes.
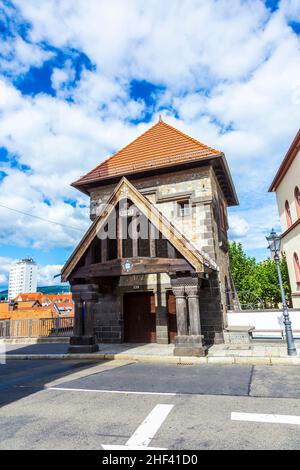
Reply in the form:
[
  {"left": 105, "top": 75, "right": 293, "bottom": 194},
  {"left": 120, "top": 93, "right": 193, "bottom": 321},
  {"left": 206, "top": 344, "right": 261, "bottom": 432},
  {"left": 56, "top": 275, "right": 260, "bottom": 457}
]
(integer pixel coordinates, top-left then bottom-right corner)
[
  {"left": 295, "top": 187, "right": 300, "bottom": 219},
  {"left": 285, "top": 200, "right": 293, "bottom": 228},
  {"left": 293, "top": 252, "right": 300, "bottom": 284},
  {"left": 177, "top": 200, "right": 191, "bottom": 218}
]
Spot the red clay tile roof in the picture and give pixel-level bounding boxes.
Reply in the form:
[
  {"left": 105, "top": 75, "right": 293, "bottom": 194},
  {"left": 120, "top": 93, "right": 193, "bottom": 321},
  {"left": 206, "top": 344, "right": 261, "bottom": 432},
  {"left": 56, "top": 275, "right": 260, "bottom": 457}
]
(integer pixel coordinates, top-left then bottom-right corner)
[
  {"left": 14, "top": 293, "right": 43, "bottom": 302},
  {"left": 14, "top": 300, "right": 41, "bottom": 308},
  {"left": 72, "top": 120, "right": 221, "bottom": 189}
]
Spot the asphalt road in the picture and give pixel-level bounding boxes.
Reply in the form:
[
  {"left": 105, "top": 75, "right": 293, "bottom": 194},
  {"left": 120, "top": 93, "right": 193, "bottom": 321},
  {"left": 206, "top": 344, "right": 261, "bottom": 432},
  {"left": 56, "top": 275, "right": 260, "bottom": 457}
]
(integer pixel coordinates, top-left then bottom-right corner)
[{"left": 1, "top": 360, "right": 300, "bottom": 450}]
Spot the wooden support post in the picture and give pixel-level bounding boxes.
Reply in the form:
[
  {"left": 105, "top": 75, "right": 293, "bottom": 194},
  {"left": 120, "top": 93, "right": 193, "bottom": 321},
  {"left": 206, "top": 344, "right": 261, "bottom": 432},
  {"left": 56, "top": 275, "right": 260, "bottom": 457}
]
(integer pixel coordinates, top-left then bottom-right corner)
[
  {"left": 149, "top": 222, "right": 156, "bottom": 258},
  {"left": 117, "top": 211, "right": 123, "bottom": 259},
  {"left": 101, "top": 237, "right": 108, "bottom": 263},
  {"left": 132, "top": 216, "right": 138, "bottom": 257},
  {"left": 85, "top": 246, "right": 93, "bottom": 266}
]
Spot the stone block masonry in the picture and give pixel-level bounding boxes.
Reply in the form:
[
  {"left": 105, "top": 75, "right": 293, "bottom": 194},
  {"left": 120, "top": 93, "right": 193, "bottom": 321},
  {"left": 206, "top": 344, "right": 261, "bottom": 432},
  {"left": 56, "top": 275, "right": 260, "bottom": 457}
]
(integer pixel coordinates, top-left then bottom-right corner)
[{"left": 94, "top": 289, "right": 123, "bottom": 343}]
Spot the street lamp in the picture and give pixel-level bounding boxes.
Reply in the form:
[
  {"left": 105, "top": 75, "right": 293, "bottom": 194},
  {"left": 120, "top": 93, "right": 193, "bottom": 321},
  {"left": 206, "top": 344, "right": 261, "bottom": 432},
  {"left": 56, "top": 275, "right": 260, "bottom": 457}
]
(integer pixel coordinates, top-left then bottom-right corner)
[{"left": 266, "top": 228, "right": 297, "bottom": 356}]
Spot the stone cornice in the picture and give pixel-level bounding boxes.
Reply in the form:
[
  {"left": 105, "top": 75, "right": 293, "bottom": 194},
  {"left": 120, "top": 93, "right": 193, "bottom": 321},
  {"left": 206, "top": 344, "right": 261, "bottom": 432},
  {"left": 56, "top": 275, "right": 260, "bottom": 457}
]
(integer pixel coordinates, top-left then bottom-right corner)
[{"left": 281, "top": 217, "right": 300, "bottom": 238}]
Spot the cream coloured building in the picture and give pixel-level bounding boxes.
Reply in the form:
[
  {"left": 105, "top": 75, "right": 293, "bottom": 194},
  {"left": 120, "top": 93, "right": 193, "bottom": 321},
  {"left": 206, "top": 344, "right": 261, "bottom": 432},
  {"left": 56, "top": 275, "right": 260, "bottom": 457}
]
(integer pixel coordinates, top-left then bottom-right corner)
[{"left": 269, "top": 130, "right": 300, "bottom": 308}]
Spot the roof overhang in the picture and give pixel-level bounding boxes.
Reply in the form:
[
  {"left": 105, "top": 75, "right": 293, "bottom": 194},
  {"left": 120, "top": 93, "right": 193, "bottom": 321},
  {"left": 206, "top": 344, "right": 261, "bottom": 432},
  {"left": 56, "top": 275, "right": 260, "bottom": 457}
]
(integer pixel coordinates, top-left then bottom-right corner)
[
  {"left": 269, "top": 129, "right": 300, "bottom": 192},
  {"left": 72, "top": 153, "right": 239, "bottom": 207}
]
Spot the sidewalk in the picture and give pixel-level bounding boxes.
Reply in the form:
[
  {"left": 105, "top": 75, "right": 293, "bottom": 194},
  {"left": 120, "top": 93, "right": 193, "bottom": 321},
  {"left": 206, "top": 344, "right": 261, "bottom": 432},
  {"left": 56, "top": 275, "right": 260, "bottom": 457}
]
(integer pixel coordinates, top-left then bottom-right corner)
[
  {"left": 1, "top": 340, "right": 300, "bottom": 365},
  {"left": 207, "top": 341, "right": 300, "bottom": 364}
]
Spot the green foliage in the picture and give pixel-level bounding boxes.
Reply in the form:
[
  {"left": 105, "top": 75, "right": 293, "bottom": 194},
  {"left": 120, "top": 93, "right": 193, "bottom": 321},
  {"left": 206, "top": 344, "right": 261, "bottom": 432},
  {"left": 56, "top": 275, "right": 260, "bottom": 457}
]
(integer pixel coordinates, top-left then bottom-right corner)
[{"left": 229, "top": 241, "right": 291, "bottom": 308}]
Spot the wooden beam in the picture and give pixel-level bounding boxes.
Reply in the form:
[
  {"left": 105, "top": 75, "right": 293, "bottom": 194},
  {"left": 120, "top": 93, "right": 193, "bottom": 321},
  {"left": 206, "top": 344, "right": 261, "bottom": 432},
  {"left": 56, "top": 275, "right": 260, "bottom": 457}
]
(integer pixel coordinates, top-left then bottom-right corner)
[
  {"left": 117, "top": 213, "right": 123, "bottom": 259},
  {"left": 132, "top": 216, "right": 138, "bottom": 257},
  {"left": 85, "top": 246, "right": 93, "bottom": 266},
  {"left": 149, "top": 222, "right": 156, "bottom": 258},
  {"left": 72, "top": 257, "right": 194, "bottom": 279},
  {"left": 101, "top": 237, "right": 108, "bottom": 263}
]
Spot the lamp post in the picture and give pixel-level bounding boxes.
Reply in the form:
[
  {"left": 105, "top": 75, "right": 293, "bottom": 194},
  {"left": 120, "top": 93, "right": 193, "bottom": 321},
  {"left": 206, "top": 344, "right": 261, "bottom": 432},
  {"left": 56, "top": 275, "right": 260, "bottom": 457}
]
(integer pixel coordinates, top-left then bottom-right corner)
[{"left": 266, "top": 229, "right": 297, "bottom": 356}]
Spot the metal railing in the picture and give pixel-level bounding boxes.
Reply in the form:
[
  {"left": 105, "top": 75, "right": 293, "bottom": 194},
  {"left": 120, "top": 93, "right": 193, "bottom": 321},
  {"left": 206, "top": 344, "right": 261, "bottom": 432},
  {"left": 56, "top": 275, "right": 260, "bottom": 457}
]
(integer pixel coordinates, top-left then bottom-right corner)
[{"left": 0, "top": 317, "right": 74, "bottom": 338}]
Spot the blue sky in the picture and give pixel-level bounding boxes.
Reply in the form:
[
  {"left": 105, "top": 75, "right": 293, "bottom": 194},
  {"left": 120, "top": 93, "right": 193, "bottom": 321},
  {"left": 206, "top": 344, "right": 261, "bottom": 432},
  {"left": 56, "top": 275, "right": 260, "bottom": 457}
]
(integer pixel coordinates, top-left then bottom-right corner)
[{"left": 0, "top": 0, "right": 299, "bottom": 287}]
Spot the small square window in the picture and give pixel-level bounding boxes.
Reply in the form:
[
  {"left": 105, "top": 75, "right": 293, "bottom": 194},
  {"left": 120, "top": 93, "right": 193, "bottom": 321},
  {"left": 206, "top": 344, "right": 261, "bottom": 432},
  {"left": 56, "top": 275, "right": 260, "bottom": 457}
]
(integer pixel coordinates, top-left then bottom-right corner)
[{"left": 177, "top": 201, "right": 191, "bottom": 217}]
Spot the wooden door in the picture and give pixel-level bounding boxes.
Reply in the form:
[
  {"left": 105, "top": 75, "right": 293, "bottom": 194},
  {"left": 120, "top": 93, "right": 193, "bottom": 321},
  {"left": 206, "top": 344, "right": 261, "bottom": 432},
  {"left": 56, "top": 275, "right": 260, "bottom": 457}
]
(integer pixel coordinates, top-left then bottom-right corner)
[
  {"left": 167, "top": 292, "right": 177, "bottom": 343},
  {"left": 123, "top": 292, "right": 156, "bottom": 343}
]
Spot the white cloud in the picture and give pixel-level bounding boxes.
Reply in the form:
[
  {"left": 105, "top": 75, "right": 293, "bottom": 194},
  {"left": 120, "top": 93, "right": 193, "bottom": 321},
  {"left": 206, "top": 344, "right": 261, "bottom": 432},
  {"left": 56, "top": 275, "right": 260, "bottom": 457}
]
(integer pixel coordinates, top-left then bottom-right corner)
[
  {"left": 0, "top": 33, "right": 53, "bottom": 76},
  {"left": 229, "top": 215, "right": 250, "bottom": 238},
  {"left": 281, "top": 0, "right": 300, "bottom": 22},
  {"left": 51, "top": 60, "right": 76, "bottom": 95},
  {"left": 0, "top": 257, "right": 15, "bottom": 288},
  {"left": 229, "top": 202, "right": 281, "bottom": 252},
  {"left": 12, "top": 0, "right": 271, "bottom": 86},
  {"left": 0, "top": 0, "right": 299, "bottom": 266},
  {"left": 0, "top": 168, "right": 90, "bottom": 250},
  {"left": 37, "top": 264, "right": 63, "bottom": 285}
]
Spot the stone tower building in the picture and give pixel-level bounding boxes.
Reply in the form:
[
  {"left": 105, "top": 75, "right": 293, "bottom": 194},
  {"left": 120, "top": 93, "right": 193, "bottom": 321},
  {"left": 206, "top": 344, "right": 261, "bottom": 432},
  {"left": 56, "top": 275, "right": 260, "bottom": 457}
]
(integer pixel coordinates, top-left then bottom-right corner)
[{"left": 61, "top": 119, "right": 238, "bottom": 356}]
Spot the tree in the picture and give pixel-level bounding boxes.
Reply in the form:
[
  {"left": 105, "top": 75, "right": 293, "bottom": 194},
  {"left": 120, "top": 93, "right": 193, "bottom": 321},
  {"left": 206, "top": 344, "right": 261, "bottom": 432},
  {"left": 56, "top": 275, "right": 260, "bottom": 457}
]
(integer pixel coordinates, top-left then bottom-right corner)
[
  {"left": 228, "top": 241, "right": 292, "bottom": 308},
  {"left": 228, "top": 241, "right": 256, "bottom": 293}
]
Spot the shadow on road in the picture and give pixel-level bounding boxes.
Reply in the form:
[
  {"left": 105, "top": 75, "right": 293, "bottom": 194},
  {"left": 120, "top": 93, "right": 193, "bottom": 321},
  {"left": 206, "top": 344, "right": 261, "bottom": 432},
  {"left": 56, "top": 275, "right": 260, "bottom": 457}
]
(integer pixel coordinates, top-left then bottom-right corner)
[{"left": 0, "top": 358, "right": 109, "bottom": 408}]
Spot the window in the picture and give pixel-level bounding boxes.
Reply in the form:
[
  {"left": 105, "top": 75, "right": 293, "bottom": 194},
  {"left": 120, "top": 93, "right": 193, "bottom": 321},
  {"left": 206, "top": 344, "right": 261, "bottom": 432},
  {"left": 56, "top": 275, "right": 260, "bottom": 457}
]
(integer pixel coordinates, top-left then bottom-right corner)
[
  {"left": 219, "top": 202, "right": 228, "bottom": 231},
  {"left": 293, "top": 253, "right": 300, "bottom": 284},
  {"left": 295, "top": 187, "right": 300, "bottom": 219},
  {"left": 285, "top": 200, "right": 292, "bottom": 228},
  {"left": 177, "top": 200, "right": 190, "bottom": 217}
]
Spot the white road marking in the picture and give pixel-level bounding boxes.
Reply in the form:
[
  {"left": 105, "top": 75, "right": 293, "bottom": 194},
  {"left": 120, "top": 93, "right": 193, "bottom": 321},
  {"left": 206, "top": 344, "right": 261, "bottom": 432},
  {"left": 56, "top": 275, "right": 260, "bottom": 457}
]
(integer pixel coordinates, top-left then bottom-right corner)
[
  {"left": 47, "top": 386, "right": 176, "bottom": 396},
  {"left": 231, "top": 412, "right": 300, "bottom": 425},
  {"left": 102, "top": 404, "right": 174, "bottom": 450}
]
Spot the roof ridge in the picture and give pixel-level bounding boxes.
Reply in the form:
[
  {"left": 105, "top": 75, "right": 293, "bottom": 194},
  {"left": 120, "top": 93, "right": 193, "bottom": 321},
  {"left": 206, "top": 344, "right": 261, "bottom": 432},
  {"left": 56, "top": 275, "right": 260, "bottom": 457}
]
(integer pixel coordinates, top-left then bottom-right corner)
[
  {"left": 72, "top": 121, "right": 162, "bottom": 185},
  {"left": 72, "top": 120, "right": 220, "bottom": 186},
  {"left": 109, "top": 120, "right": 162, "bottom": 160},
  {"left": 159, "top": 120, "right": 220, "bottom": 155},
  {"left": 269, "top": 128, "right": 300, "bottom": 191}
]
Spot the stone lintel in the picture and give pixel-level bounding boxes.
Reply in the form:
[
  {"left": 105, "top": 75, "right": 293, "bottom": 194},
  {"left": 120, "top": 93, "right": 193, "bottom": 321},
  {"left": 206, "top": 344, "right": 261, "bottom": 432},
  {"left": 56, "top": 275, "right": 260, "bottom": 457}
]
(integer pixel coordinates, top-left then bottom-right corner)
[
  {"left": 185, "top": 285, "right": 201, "bottom": 297},
  {"left": 170, "top": 274, "right": 201, "bottom": 289}
]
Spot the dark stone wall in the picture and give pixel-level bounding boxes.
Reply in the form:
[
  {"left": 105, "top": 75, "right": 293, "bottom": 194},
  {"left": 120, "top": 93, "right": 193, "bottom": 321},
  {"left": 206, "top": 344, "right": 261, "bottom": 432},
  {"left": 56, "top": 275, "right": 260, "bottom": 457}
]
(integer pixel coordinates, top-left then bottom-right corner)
[
  {"left": 86, "top": 273, "right": 224, "bottom": 346},
  {"left": 93, "top": 289, "right": 123, "bottom": 342},
  {"left": 199, "top": 273, "right": 224, "bottom": 344}
]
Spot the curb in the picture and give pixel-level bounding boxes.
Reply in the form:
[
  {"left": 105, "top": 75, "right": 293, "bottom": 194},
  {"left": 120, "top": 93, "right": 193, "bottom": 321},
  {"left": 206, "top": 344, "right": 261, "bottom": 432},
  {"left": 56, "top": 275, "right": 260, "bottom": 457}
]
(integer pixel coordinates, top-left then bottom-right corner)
[
  {"left": 0, "top": 338, "right": 70, "bottom": 344},
  {"left": 1, "top": 353, "right": 300, "bottom": 365}
]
